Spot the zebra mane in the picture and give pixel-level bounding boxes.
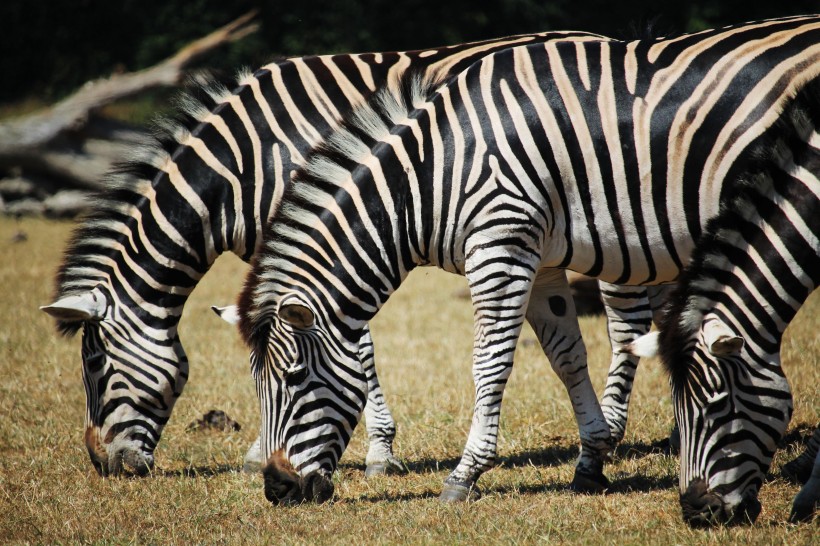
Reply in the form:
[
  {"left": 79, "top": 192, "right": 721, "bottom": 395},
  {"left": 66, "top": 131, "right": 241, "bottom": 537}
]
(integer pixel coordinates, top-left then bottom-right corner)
[
  {"left": 237, "top": 68, "right": 449, "bottom": 349},
  {"left": 52, "top": 68, "right": 255, "bottom": 336},
  {"left": 658, "top": 76, "right": 820, "bottom": 388}
]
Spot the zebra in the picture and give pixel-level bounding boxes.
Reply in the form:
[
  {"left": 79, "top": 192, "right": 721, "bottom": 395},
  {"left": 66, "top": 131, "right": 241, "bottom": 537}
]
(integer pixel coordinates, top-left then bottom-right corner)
[
  {"left": 623, "top": 79, "right": 820, "bottom": 524},
  {"left": 235, "top": 15, "right": 820, "bottom": 522},
  {"left": 39, "top": 29, "right": 628, "bottom": 477}
]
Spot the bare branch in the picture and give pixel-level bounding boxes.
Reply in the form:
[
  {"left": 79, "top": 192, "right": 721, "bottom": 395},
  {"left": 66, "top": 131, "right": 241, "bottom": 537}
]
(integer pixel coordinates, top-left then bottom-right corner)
[{"left": 0, "top": 10, "right": 259, "bottom": 154}]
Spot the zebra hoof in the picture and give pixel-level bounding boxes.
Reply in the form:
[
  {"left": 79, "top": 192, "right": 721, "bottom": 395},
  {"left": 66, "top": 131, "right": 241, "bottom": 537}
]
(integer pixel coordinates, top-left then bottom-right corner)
[
  {"left": 789, "top": 498, "right": 817, "bottom": 523},
  {"left": 781, "top": 458, "right": 811, "bottom": 485},
  {"left": 569, "top": 470, "right": 611, "bottom": 494},
  {"left": 439, "top": 482, "right": 481, "bottom": 503},
  {"left": 364, "top": 457, "right": 407, "bottom": 478}
]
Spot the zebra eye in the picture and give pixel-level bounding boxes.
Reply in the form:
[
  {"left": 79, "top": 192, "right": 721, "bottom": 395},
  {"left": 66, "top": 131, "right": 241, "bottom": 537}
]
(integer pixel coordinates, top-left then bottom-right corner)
[
  {"left": 283, "top": 366, "right": 308, "bottom": 386},
  {"left": 84, "top": 352, "right": 106, "bottom": 373},
  {"left": 705, "top": 391, "right": 730, "bottom": 414}
]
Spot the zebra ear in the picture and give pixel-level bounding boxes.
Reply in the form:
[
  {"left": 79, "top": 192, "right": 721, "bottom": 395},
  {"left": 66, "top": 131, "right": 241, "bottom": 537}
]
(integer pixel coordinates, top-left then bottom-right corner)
[
  {"left": 620, "top": 331, "right": 660, "bottom": 358},
  {"left": 40, "top": 290, "right": 107, "bottom": 322},
  {"left": 702, "top": 318, "right": 744, "bottom": 356},
  {"left": 278, "top": 303, "right": 315, "bottom": 329},
  {"left": 211, "top": 305, "right": 240, "bottom": 325}
]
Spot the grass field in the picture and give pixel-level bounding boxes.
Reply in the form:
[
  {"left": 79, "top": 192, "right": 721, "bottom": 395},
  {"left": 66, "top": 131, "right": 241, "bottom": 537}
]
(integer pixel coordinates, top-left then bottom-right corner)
[{"left": 0, "top": 215, "right": 817, "bottom": 544}]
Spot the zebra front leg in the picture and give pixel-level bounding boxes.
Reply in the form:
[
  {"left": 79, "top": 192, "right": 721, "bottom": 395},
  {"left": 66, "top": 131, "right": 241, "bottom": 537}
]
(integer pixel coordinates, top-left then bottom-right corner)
[
  {"left": 359, "top": 328, "right": 406, "bottom": 476},
  {"left": 528, "top": 270, "right": 613, "bottom": 493},
  {"left": 788, "top": 427, "right": 820, "bottom": 522},
  {"left": 439, "top": 251, "right": 538, "bottom": 502}
]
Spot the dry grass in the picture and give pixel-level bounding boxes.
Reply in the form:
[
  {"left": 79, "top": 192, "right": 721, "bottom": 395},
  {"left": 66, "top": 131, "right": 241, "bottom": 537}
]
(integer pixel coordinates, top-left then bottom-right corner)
[{"left": 0, "top": 215, "right": 817, "bottom": 544}]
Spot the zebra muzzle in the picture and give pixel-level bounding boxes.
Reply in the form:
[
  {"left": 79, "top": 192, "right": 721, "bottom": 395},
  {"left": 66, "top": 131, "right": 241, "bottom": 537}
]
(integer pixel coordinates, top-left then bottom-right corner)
[
  {"left": 262, "top": 451, "right": 334, "bottom": 505},
  {"left": 680, "top": 479, "right": 761, "bottom": 527},
  {"left": 84, "top": 426, "right": 154, "bottom": 477}
]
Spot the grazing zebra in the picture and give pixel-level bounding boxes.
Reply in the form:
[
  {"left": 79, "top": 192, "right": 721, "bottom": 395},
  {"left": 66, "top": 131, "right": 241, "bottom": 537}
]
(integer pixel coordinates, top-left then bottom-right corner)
[
  {"left": 39, "top": 29, "right": 617, "bottom": 477},
  {"left": 625, "top": 80, "right": 820, "bottom": 524},
  {"left": 236, "top": 16, "right": 820, "bottom": 521}
]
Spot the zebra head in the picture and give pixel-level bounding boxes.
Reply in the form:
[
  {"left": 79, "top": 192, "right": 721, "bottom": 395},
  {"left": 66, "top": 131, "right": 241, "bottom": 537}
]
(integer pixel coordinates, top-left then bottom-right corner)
[
  {"left": 629, "top": 313, "right": 792, "bottom": 527},
  {"left": 242, "top": 294, "right": 368, "bottom": 504},
  {"left": 42, "top": 285, "right": 188, "bottom": 477}
]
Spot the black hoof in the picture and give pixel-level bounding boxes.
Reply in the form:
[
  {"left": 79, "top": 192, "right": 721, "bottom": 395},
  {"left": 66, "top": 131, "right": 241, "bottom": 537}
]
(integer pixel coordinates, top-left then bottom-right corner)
[
  {"left": 781, "top": 459, "right": 811, "bottom": 485},
  {"left": 789, "top": 501, "right": 817, "bottom": 523},
  {"left": 364, "top": 458, "right": 407, "bottom": 478},
  {"left": 570, "top": 470, "right": 610, "bottom": 494},
  {"left": 439, "top": 482, "right": 481, "bottom": 503}
]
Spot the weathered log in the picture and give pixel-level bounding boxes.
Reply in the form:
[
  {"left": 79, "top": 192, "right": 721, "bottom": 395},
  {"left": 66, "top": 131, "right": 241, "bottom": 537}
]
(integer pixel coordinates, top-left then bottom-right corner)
[{"left": 0, "top": 10, "right": 259, "bottom": 202}]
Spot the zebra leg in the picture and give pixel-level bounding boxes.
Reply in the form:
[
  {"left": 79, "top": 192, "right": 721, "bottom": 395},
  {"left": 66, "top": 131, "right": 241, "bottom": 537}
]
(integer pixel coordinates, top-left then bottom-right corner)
[
  {"left": 783, "top": 426, "right": 820, "bottom": 484},
  {"left": 439, "top": 252, "right": 538, "bottom": 502},
  {"left": 360, "top": 328, "right": 406, "bottom": 477},
  {"left": 598, "top": 283, "right": 679, "bottom": 448},
  {"left": 243, "top": 435, "right": 264, "bottom": 473},
  {"left": 790, "top": 427, "right": 820, "bottom": 522},
  {"left": 598, "top": 282, "right": 654, "bottom": 444},
  {"left": 528, "top": 270, "right": 613, "bottom": 493}
]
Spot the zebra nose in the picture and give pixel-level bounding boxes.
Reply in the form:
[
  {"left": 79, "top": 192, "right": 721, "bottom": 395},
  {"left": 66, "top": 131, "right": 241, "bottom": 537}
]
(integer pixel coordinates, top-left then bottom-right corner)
[
  {"left": 680, "top": 479, "right": 761, "bottom": 527},
  {"left": 303, "top": 470, "right": 334, "bottom": 503},
  {"left": 732, "top": 494, "right": 762, "bottom": 525},
  {"left": 262, "top": 451, "right": 335, "bottom": 505},
  {"left": 680, "top": 479, "right": 726, "bottom": 527},
  {"left": 263, "top": 450, "right": 303, "bottom": 505}
]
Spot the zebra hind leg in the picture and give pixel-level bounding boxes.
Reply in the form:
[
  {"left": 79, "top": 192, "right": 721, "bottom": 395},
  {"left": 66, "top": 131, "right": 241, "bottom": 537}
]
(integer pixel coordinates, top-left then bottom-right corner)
[
  {"left": 527, "top": 270, "right": 613, "bottom": 494},
  {"left": 243, "top": 435, "right": 264, "bottom": 473},
  {"left": 598, "top": 283, "right": 653, "bottom": 445},
  {"left": 787, "top": 427, "right": 820, "bottom": 522},
  {"left": 359, "top": 328, "right": 407, "bottom": 477}
]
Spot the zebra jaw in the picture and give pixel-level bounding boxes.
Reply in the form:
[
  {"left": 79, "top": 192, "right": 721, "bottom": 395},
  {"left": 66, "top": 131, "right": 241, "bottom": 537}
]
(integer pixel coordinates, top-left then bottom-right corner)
[{"left": 41, "top": 288, "right": 108, "bottom": 322}]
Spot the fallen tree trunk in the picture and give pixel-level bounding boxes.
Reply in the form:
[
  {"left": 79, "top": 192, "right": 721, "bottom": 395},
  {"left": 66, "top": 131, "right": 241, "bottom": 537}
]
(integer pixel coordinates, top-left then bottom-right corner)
[{"left": 0, "top": 10, "right": 259, "bottom": 211}]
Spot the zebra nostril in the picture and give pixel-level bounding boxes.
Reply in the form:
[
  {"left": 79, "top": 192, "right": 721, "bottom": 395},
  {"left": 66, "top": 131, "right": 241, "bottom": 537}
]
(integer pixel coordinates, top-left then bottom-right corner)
[
  {"left": 121, "top": 448, "right": 153, "bottom": 476},
  {"left": 729, "top": 494, "right": 761, "bottom": 525},
  {"left": 303, "top": 471, "right": 334, "bottom": 503}
]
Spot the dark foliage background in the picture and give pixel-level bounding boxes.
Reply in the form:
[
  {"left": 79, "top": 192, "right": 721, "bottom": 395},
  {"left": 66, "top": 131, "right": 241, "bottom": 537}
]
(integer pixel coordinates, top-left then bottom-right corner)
[{"left": 2, "top": 0, "right": 818, "bottom": 104}]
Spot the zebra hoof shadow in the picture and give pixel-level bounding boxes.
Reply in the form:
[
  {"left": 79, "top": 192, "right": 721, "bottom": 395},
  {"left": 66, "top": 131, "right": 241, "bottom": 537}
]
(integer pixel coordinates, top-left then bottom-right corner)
[
  {"left": 569, "top": 470, "right": 610, "bottom": 494},
  {"left": 439, "top": 482, "right": 482, "bottom": 502},
  {"left": 365, "top": 457, "right": 407, "bottom": 478}
]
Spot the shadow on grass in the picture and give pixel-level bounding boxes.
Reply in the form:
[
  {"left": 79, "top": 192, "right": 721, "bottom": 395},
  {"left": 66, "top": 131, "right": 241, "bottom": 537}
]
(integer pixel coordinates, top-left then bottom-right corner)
[
  {"left": 347, "top": 472, "right": 678, "bottom": 504},
  {"left": 342, "top": 435, "right": 677, "bottom": 476},
  {"left": 156, "top": 464, "right": 243, "bottom": 478}
]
